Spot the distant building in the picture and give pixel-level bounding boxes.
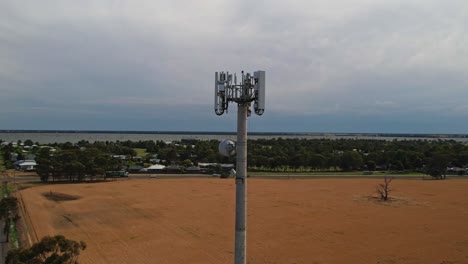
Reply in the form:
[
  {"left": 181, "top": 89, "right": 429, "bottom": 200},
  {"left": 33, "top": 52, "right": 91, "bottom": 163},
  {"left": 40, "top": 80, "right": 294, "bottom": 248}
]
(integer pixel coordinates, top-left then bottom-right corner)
[
  {"left": 14, "top": 160, "right": 37, "bottom": 171},
  {"left": 147, "top": 164, "right": 166, "bottom": 172},
  {"left": 112, "top": 155, "right": 127, "bottom": 160},
  {"left": 198, "top": 163, "right": 235, "bottom": 171},
  {"left": 447, "top": 167, "right": 466, "bottom": 175}
]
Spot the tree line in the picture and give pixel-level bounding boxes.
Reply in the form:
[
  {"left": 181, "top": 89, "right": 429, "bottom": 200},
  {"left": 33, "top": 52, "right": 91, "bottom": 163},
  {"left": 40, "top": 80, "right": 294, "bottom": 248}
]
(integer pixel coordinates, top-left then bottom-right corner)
[
  {"left": 35, "top": 147, "right": 121, "bottom": 182},
  {"left": 247, "top": 138, "right": 468, "bottom": 174},
  {"left": 3, "top": 138, "right": 468, "bottom": 181},
  {"left": 74, "top": 138, "right": 468, "bottom": 173}
]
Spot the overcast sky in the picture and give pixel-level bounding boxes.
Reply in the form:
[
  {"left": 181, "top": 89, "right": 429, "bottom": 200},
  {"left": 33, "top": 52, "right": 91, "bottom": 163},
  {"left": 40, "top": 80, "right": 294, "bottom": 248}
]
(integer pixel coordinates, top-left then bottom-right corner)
[{"left": 1, "top": 1, "right": 467, "bottom": 133}]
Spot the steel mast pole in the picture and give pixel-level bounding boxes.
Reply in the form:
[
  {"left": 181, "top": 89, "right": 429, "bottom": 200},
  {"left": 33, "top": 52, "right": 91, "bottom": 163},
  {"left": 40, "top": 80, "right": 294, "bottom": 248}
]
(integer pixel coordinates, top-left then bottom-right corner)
[
  {"left": 215, "top": 70, "right": 264, "bottom": 264},
  {"left": 235, "top": 102, "right": 248, "bottom": 264}
]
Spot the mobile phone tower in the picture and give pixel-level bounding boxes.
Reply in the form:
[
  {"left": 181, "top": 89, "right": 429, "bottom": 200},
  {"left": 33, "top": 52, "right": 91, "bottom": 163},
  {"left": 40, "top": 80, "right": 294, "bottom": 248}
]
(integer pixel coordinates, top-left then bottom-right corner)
[{"left": 214, "top": 70, "right": 265, "bottom": 264}]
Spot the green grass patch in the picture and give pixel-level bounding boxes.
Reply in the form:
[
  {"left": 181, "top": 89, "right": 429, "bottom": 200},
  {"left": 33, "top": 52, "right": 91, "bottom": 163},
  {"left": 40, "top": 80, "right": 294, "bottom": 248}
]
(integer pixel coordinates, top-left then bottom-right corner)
[
  {"left": 133, "top": 148, "right": 149, "bottom": 157},
  {"left": 1, "top": 182, "right": 15, "bottom": 196},
  {"left": 1, "top": 183, "right": 10, "bottom": 197},
  {"left": 9, "top": 222, "right": 19, "bottom": 249}
]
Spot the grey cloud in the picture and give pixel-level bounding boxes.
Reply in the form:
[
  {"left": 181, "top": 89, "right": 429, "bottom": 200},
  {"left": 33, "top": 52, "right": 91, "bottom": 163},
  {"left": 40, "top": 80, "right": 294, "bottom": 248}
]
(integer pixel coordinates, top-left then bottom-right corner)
[{"left": 1, "top": 1, "right": 467, "bottom": 132}]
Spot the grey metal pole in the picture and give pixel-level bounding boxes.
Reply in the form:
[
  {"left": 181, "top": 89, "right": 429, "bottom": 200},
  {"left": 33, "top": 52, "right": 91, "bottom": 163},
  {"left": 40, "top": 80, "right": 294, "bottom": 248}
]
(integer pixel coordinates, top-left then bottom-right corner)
[{"left": 235, "top": 102, "right": 248, "bottom": 264}]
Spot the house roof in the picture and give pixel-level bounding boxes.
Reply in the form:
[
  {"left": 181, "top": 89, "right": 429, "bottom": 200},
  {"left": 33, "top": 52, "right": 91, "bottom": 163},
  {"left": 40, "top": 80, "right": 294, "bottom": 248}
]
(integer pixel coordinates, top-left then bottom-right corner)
[
  {"left": 147, "top": 164, "right": 166, "bottom": 170},
  {"left": 14, "top": 160, "right": 36, "bottom": 165},
  {"left": 198, "top": 163, "right": 235, "bottom": 168},
  {"left": 18, "top": 161, "right": 37, "bottom": 166}
]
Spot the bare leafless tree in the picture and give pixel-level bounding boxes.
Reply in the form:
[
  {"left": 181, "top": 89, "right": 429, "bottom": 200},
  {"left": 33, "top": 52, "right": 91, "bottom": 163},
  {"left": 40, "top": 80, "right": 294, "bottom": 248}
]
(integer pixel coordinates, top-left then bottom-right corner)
[{"left": 376, "top": 176, "right": 393, "bottom": 201}]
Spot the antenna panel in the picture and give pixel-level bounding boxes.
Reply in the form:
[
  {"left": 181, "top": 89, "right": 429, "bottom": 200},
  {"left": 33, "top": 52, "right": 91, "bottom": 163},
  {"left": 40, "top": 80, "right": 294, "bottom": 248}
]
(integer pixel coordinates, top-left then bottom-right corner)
[
  {"left": 215, "top": 72, "right": 224, "bottom": 115},
  {"left": 254, "top": 71, "right": 265, "bottom": 115}
]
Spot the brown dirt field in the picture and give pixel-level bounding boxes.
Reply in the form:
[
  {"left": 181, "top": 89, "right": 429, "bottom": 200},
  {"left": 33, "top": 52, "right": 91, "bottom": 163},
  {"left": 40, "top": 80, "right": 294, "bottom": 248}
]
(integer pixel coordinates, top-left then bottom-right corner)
[{"left": 19, "top": 178, "right": 468, "bottom": 264}]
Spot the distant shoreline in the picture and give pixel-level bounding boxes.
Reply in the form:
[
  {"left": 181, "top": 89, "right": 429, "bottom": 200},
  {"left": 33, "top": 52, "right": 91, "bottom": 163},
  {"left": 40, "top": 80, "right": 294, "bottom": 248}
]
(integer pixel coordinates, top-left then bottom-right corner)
[{"left": 0, "top": 130, "right": 467, "bottom": 138}]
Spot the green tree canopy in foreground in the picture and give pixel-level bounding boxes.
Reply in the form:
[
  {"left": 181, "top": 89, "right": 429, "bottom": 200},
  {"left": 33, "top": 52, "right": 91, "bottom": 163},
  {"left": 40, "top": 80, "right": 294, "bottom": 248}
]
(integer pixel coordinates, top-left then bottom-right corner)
[{"left": 6, "top": 235, "right": 87, "bottom": 264}]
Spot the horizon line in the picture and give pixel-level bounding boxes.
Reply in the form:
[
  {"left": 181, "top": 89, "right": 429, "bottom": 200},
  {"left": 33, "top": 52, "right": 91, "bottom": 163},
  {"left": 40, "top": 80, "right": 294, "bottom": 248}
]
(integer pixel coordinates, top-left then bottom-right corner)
[{"left": 0, "top": 129, "right": 467, "bottom": 138}]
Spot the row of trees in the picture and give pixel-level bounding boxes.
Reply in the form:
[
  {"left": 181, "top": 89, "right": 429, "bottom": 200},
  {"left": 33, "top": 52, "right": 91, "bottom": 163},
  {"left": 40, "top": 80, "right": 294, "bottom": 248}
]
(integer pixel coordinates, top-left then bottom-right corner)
[
  {"left": 72, "top": 139, "right": 232, "bottom": 166},
  {"left": 141, "top": 138, "right": 466, "bottom": 174},
  {"left": 4, "top": 138, "right": 468, "bottom": 180},
  {"left": 2, "top": 143, "right": 16, "bottom": 169},
  {"left": 246, "top": 138, "right": 468, "bottom": 173},
  {"left": 35, "top": 148, "right": 121, "bottom": 182}
]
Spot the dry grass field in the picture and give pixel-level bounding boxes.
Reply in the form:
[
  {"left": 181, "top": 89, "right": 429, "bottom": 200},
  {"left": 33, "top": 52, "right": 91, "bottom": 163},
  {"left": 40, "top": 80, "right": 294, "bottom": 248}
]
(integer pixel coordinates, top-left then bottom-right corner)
[{"left": 19, "top": 178, "right": 468, "bottom": 264}]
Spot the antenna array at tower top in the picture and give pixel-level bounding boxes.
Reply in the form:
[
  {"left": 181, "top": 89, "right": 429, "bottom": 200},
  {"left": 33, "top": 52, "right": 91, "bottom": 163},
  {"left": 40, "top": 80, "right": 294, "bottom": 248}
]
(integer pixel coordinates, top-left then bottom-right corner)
[{"left": 214, "top": 70, "right": 265, "bottom": 116}]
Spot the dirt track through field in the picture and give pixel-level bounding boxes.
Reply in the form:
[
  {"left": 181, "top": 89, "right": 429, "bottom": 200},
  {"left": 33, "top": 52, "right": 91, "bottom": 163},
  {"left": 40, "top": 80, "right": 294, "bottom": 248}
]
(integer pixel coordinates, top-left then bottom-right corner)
[{"left": 20, "top": 178, "right": 468, "bottom": 264}]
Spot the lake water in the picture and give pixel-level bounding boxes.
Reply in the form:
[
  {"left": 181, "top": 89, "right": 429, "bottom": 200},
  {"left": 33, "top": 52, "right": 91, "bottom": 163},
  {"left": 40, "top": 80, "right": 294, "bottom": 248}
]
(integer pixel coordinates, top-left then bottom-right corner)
[{"left": 1, "top": 132, "right": 467, "bottom": 144}]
